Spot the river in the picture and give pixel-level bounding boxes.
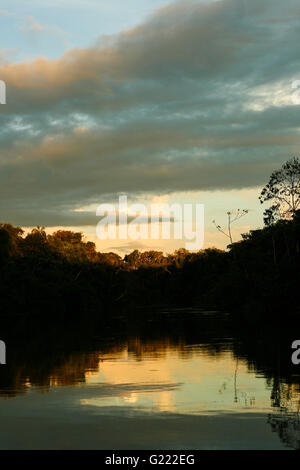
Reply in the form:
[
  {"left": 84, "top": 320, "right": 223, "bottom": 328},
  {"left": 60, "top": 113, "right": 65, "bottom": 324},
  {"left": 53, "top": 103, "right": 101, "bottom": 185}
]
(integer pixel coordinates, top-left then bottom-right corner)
[{"left": 0, "top": 308, "right": 299, "bottom": 449}]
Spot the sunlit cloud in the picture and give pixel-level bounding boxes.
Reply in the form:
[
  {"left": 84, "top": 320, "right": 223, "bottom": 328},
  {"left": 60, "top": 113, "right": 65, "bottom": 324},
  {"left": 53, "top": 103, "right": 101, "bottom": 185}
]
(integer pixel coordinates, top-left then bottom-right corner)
[{"left": 1, "top": 0, "right": 299, "bottom": 250}]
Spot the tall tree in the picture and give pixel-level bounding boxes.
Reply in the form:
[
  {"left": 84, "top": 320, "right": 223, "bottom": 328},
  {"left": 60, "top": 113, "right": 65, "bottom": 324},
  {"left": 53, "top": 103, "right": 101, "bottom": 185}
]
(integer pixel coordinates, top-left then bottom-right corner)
[
  {"left": 213, "top": 209, "right": 248, "bottom": 245},
  {"left": 259, "top": 157, "right": 300, "bottom": 225}
]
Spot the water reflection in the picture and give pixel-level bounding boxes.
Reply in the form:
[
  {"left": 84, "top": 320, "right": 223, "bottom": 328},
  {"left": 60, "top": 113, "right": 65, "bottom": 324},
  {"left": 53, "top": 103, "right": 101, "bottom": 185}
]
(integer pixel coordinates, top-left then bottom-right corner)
[
  {"left": 86, "top": 347, "right": 265, "bottom": 415},
  {"left": 0, "top": 309, "right": 300, "bottom": 449}
]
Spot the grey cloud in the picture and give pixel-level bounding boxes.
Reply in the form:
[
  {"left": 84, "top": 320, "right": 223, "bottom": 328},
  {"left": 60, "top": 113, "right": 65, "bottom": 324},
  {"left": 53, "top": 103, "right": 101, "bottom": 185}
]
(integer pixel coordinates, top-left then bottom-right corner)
[
  {"left": 1, "top": 0, "right": 300, "bottom": 226},
  {"left": 105, "top": 241, "right": 162, "bottom": 254}
]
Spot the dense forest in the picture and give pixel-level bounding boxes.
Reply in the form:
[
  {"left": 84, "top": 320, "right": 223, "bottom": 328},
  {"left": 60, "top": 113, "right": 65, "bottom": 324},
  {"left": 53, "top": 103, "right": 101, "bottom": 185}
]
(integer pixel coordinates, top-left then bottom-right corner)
[
  {"left": 0, "top": 210, "right": 299, "bottom": 329},
  {"left": 1, "top": 158, "right": 300, "bottom": 331}
]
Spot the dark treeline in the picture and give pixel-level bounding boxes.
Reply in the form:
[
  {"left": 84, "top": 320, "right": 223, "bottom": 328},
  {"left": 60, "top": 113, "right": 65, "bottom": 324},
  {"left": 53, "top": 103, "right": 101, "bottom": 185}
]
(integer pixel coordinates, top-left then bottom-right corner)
[{"left": 0, "top": 209, "right": 300, "bottom": 327}]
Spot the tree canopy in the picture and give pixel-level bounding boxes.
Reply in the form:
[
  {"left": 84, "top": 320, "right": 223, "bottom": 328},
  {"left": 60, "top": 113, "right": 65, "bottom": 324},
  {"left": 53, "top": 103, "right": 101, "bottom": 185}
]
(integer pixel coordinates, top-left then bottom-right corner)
[{"left": 259, "top": 157, "right": 300, "bottom": 225}]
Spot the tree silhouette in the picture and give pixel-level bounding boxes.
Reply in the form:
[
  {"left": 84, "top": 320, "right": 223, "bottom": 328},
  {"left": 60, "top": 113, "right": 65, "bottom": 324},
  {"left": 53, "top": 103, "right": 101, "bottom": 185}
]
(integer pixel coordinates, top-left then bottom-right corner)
[
  {"left": 259, "top": 157, "right": 300, "bottom": 225},
  {"left": 213, "top": 209, "right": 248, "bottom": 245}
]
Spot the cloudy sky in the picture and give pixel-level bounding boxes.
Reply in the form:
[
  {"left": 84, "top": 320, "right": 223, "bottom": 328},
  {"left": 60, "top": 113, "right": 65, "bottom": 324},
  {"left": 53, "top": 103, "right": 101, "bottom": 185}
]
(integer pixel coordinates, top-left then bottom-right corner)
[{"left": 1, "top": 0, "right": 300, "bottom": 253}]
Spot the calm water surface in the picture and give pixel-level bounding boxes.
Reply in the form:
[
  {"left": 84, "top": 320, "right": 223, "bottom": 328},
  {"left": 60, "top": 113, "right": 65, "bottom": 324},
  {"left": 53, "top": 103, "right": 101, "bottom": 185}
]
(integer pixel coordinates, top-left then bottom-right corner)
[{"left": 0, "top": 309, "right": 299, "bottom": 449}]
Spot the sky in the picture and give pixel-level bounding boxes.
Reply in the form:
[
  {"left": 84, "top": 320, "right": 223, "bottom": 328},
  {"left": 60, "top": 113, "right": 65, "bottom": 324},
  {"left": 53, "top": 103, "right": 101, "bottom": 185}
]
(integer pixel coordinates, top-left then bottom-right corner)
[{"left": 1, "top": 0, "right": 300, "bottom": 253}]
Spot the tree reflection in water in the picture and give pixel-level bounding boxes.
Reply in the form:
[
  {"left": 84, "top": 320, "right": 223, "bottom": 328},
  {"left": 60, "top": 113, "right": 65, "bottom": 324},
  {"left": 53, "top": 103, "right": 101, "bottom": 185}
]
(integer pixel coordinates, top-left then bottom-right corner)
[
  {"left": 1, "top": 308, "right": 300, "bottom": 449},
  {"left": 268, "top": 381, "right": 300, "bottom": 450}
]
